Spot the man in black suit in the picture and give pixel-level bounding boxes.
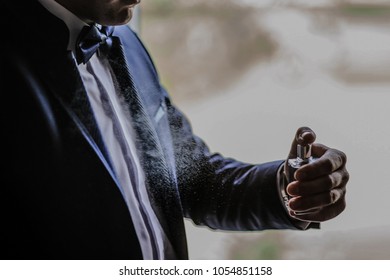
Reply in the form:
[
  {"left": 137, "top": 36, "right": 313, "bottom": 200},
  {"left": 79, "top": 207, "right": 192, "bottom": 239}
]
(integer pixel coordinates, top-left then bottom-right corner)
[{"left": 1, "top": 0, "right": 349, "bottom": 260}]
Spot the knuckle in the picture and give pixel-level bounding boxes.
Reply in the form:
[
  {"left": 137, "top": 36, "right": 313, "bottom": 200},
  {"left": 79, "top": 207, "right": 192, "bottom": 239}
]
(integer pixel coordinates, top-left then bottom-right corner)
[
  {"left": 340, "top": 186, "right": 347, "bottom": 197},
  {"left": 325, "top": 174, "right": 335, "bottom": 188},
  {"left": 329, "top": 191, "right": 336, "bottom": 204},
  {"left": 331, "top": 188, "right": 345, "bottom": 204},
  {"left": 328, "top": 148, "right": 346, "bottom": 169},
  {"left": 324, "top": 157, "right": 335, "bottom": 172},
  {"left": 343, "top": 169, "right": 350, "bottom": 183},
  {"left": 335, "top": 149, "right": 347, "bottom": 167},
  {"left": 339, "top": 150, "right": 347, "bottom": 164}
]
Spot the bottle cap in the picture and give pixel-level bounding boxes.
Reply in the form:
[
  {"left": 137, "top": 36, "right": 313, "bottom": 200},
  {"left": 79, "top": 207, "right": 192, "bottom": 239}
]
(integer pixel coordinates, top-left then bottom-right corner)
[{"left": 297, "top": 144, "right": 311, "bottom": 160}]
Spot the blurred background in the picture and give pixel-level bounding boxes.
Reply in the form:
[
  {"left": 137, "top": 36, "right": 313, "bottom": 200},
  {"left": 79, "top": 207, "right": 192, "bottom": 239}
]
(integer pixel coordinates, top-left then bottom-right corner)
[{"left": 130, "top": 0, "right": 390, "bottom": 259}]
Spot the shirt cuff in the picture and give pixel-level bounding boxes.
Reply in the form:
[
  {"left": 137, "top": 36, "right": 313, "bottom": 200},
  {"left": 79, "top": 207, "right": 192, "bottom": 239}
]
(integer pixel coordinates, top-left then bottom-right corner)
[{"left": 276, "top": 162, "right": 319, "bottom": 230}]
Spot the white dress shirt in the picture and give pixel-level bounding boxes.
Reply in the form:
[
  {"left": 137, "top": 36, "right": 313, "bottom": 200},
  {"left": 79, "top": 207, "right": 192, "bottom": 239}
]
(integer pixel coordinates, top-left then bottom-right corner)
[{"left": 38, "top": 0, "right": 174, "bottom": 259}]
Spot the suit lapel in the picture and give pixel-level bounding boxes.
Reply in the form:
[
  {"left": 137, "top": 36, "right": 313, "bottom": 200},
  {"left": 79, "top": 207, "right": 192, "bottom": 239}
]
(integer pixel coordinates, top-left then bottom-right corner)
[
  {"left": 39, "top": 52, "right": 123, "bottom": 191},
  {"left": 109, "top": 33, "right": 188, "bottom": 258}
]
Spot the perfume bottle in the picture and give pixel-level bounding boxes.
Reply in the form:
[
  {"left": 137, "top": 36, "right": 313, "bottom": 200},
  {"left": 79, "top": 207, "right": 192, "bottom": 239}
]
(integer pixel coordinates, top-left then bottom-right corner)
[{"left": 286, "top": 144, "right": 316, "bottom": 183}]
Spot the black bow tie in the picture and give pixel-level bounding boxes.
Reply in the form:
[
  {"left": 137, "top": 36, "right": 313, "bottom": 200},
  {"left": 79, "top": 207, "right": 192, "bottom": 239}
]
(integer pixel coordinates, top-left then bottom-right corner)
[{"left": 75, "top": 25, "right": 115, "bottom": 64}]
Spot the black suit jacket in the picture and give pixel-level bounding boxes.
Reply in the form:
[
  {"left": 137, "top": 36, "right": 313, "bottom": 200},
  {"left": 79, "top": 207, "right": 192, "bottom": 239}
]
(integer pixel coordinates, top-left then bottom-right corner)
[{"left": 1, "top": 1, "right": 302, "bottom": 260}]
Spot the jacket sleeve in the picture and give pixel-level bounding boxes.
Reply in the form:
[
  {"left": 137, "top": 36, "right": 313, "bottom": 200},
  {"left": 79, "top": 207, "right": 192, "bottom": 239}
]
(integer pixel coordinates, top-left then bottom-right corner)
[{"left": 163, "top": 90, "right": 302, "bottom": 231}]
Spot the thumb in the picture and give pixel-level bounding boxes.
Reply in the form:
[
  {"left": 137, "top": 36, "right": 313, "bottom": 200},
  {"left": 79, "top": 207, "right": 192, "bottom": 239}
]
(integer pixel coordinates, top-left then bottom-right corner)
[{"left": 287, "top": 127, "right": 316, "bottom": 159}]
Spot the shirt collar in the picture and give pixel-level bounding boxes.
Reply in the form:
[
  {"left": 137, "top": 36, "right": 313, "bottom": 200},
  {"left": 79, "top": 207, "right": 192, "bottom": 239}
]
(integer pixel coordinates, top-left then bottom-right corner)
[{"left": 37, "top": 0, "right": 89, "bottom": 52}]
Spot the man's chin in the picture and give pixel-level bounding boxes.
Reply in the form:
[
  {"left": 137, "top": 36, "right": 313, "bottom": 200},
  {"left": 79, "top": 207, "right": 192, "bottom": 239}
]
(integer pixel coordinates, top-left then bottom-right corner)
[{"left": 105, "top": 7, "right": 134, "bottom": 26}]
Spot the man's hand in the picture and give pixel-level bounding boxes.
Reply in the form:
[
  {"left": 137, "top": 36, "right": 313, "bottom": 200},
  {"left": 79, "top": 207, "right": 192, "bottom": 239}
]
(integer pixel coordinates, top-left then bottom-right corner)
[{"left": 284, "top": 127, "right": 349, "bottom": 222}]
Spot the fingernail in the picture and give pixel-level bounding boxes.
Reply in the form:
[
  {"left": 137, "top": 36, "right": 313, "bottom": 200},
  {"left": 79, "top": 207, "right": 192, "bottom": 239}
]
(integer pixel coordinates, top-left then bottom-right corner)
[
  {"left": 288, "top": 198, "right": 299, "bottom": 210},
  {"left": 301, "top": 132, "right": 311, "bottom": 139},
  {"left": 286, "top": 182, "right": 298, "bottom": 196}
]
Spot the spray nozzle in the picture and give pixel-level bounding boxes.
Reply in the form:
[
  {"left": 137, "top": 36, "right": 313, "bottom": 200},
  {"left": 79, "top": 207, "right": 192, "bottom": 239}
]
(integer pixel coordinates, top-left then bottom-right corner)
[{"left": 297, "top": 144, "right": 312, "bottom": 161}]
